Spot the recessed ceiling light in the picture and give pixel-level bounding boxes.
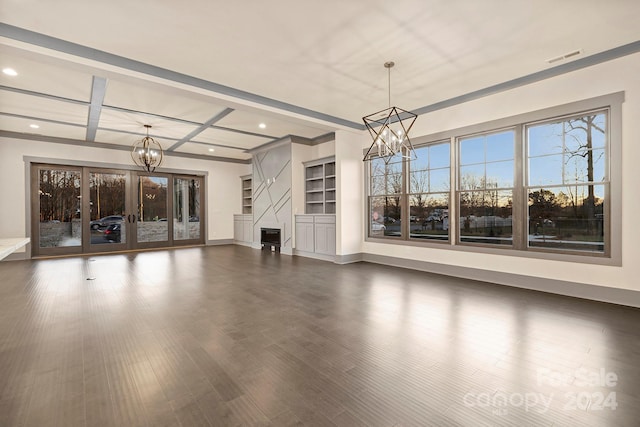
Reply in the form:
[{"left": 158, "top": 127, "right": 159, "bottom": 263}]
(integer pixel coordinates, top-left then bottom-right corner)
[
  {"left": 29, "top": 124, "right": 40, "bottom": 129},
  {"left": 258, "top": 123, "right": 266, "bottom": 129},
  {"left": 2, "top": 68, "right": 18, "bottom": 76},
  {"left": 208, "top": 148, "right": 215, "bottom": 152}
]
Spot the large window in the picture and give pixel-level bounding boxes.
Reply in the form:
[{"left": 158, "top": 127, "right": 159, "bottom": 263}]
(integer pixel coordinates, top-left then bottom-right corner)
[
  {"left": 526, "top": 112, "right": 607, "bottom": 253},
  {"left": 458, "top": 130, "right": 514, "bottom": 245},
  {"left": 366, "top": 94, "right": 620, "bottom": 262},
  {"left": 369, "top": 153, "right": 403, "bottom": 237},
  {"left": 409, "top": 142, "right": 450, "bottom": 241}
]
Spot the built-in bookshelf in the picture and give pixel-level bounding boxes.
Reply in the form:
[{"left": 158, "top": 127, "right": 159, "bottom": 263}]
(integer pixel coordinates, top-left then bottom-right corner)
[
  {"left": 304, "top": 158, "right": 336, "bottom": 214},
  {"left": 241, "top": 175, "right": 252, "bottom": 214}
]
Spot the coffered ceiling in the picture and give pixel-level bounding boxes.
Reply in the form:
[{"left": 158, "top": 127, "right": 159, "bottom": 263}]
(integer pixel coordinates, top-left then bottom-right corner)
[{"left": 1, "top": 1, "right": 639, "bottom": 163}]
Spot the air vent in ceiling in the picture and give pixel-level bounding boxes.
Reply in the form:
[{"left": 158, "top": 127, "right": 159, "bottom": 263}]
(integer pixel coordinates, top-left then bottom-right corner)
[{"left": 547, "top": 49, "right": 583, "bottom": 64}]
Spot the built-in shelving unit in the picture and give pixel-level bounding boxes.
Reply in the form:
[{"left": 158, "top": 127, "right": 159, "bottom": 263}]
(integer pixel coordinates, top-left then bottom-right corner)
[
  {"left": 304, "top": 157, "right": 336, "bottom": 214},
  {"left": 241, "top": 175, "right": 252, "bottom": 214}
]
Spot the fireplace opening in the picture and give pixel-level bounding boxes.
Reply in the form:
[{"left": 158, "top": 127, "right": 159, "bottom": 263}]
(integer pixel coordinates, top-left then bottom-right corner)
[{"left": 260, "top": 227, "right": 281, "bottom": 252}]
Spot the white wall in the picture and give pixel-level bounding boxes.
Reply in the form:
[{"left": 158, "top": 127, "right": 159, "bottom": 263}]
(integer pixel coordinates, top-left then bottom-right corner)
[
  {"left": 335, "top": 130, "right": 365, "bottom": 256},
  {"left": 356, "top": 53, "right": 640, "bottom": 292},
  {"left": 0, "top": 137, "right": 250, "bottom": 250}
]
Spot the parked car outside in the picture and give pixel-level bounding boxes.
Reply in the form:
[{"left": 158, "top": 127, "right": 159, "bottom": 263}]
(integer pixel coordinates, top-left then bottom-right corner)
[
  {"left": 371, "top": 222, "right": 386, "bottom": 232},
  {"left": 90, "top": 215, "right": 124, "bottom": 230},
  {"left": 103, "top": 223, "right": 121, "bottom": 242}
]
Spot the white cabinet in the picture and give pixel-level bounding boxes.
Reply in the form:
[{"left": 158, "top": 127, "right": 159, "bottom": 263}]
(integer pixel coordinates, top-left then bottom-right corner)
[
  {"left": 295, "top": 216, "right": 315, "bottom": 252},
  {"left": 234, "top": 214, "right": 253, "bottom": 244},
  {"left": 295, "top": 214, "right": 335, "bottom": 259},
  {"left": 314, "top": 220, "right": 336, "bottom": 255}
]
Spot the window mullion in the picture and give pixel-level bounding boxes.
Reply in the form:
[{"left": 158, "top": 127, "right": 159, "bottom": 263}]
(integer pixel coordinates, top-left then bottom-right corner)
[{"left": 513, "top": 124, "right": 525, "bottom": 250}]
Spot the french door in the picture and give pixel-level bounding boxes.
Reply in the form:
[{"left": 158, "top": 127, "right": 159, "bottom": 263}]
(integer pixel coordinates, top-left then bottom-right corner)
[{"left": 31, "top": 164, "right": 204, "bottom": 257}]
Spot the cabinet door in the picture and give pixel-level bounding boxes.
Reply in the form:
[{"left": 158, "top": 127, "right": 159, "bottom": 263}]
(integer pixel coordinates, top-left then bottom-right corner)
[
  {"left": 315, "top": 223, "right": 336, "bottom": 255},
  {"left": 234, "top": 219, "right": 243, "bottom": 241},
  {"left": 325, "top": 224, "right": 336, "bottom": 255},
  {"left": 243, "top": 219, "right": 253, "bottom": 243},
  {"left": 296, "top": 222, "right": 314, "bottom": 252},
  {"left": 315, "top": 223, "right": 328, "bottom": 254}
]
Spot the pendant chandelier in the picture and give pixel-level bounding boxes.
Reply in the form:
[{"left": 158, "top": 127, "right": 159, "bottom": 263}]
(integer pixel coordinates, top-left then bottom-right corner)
[
  {"left": 131, "top": 124, "right": 164, "bottom": 172},
  {"left": 363, "top": 61, "right": 417, "bottom": 164}
]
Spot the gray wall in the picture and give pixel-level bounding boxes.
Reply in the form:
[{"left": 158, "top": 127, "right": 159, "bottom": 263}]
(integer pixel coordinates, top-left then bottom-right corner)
[{"left": 252, "top": 143, "right": 292, "bottom": 252}]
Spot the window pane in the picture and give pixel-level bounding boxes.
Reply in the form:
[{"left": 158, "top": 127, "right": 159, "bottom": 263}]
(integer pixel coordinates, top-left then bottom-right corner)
[
  {"left": 459, "top": 190, "right": 513, "bottom": 245},
  {"left": 371, "top": 173, "right": 402, "bottom": 195},
  {"left": 174, "top": 177, "right": 201, "bottom": 240},
  {"left": 528, "top": 185, "right": 605, "bottom": 253},
  {"left": 529, "top": 155, "right": 563, "bottom": 186},
  {"left": 409, "top": 170, "right": 428, "bottom": 194},
  {"left": 429, "top": 168, "right": 450, "bottom": 192},
  {"left": 89, "top": 172, "right": 126, "bottom": 245},
  {"left": 486, "top": 160, "right": 514, "bottom": 188},
  {"left": 486, "top": 130, "right": 514, "bottom": 162},
  {"left": 38, "top": 169, "right": 81, "bottom": 248},
  {"left": 429, "top": 143, "right": 450, "bottom": 169},
  {"left": 370, "top": 158, "right": 401, "bottom": 176},
  {"left": 412, "top": 147, "right": 429, "bottom": 171},
  {"left": 564, "top": 113, "right": 606, "bottom": 151},
  {"left": 563, "top": 149, "right": 605, "bottom": 184},
  {"left": 370, "top": 175, "right": 386, "bottom": 196},
  {"left": 409, "top": 193, "right": 449, "bottom": 241},
  {"left": 528, "top": 122, "right": 564, "bottom": 157},
  {"left": 460, "top": 164, "right": 485, "bottom": 190},
  {"left": 528, "top": 111, "right": 607, "bottom": 187},
  {"left": 370, "top": 196, "right": 401, "bottom": 237},
  {"left": 137, "top": 176, "right": 168, "bottom": 243},
  {"left": 460, "top": 136, "right": 484, "bottom": 165},
  {"left": 592, "top": 149, "right": 606, "bottom": 182}
]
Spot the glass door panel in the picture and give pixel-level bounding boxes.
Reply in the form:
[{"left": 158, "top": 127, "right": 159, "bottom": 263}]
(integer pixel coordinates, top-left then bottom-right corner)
[
  {"left": 173, "top": 177, "right": 202, "bottom": 242},
  {"left": 137, "top": 175, "right": 169, "bottom": 245},
  {"left": 35, "top": 167, "right": 82, "bottom": 255},
  {"left": 32, "top": 164, "right": 203, "bottom": 255},
  {"left": 88, "top": 171, "right": 128, "bottom": 250}
]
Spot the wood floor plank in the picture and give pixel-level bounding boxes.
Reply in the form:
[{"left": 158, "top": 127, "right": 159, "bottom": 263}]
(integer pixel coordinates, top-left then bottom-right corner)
[{"left": 0, "top": 245, "right": 639, "bottom": 426}]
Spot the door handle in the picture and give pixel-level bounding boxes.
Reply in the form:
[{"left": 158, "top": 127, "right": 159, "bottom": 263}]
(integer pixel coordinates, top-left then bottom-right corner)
[
  {"left": 127, "top": 214, "right": 131, "bottom": 223},
  {"left": 132, "top": 214, "right": 136, "bottom": 223}
]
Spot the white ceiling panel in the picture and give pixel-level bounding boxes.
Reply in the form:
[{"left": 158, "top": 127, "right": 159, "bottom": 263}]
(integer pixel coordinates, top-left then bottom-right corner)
[
  {"left": 174, "top": 142, "right": 251, "bottom": 161},
  {"left": 193, "top": 127, "right": 273, "bottom": 150},
  {"left": 98, "top": 108, "right": 199, "bottom": 140},
  {"left": 0, "top": 114, "right": 86, "bottom": 140},
  {"left": 215, "top": 109, "right": 333, "bottom": 139},
  {"left": 103, "top": 78, "right": 230, "bottom": 124},
  {"left": 0, "top": 90, "right": 89, "bottom": 126},
  {"left": 0, "top": 44, "right": 93, "bottom": 102},
  {"left": 1, "top": 1, "right": 639, "bottom": 159},
  {"left": 3, "top": 1, "right": 638, "bottom": 122}
]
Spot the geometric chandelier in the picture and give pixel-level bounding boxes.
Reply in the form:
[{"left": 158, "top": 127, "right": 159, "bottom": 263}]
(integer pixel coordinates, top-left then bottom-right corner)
[
  {"left": 131, "top": 124, "right": 164, "bottom": 172},
  {"left": 363, "top": 61, "right": 418, "bottom": 164}
]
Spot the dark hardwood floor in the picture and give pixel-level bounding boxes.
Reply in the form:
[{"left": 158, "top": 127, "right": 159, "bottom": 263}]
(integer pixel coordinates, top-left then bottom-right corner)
[{"left": 0, "top": 245, "right": 638, "bottom": 426}]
